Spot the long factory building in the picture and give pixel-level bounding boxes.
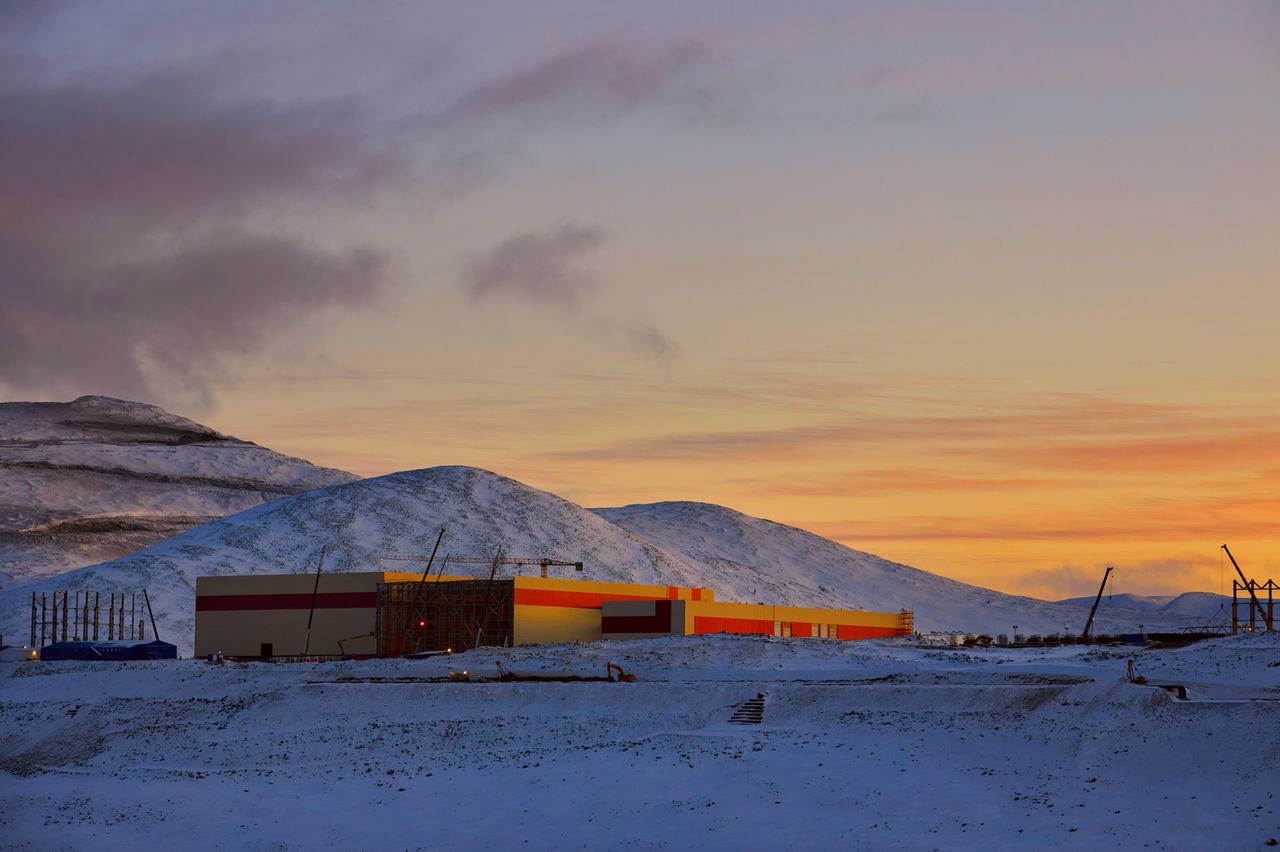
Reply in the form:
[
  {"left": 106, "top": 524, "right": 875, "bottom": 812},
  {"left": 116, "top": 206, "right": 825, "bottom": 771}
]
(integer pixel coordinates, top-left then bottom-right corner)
[{"left": 194, "top": 571, "right": 913, "bottom": 658}]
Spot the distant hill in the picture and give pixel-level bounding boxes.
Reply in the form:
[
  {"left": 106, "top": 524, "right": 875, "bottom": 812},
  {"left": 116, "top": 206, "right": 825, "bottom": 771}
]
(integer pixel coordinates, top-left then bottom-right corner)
[
  {"left": 593, "top": 501, "right": 1202, "bottom": 639},
  {"left": 0, "top": 396, "right": 355, "bottom": 588},
  {"left": 1058, "top": 591, "right": 1232, "bottom": 625}
]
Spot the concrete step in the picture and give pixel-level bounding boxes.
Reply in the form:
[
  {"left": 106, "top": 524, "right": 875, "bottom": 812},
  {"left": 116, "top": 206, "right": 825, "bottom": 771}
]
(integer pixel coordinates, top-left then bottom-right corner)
[{"left": 729, "top": 693, "right": 767, "bottom": 725}]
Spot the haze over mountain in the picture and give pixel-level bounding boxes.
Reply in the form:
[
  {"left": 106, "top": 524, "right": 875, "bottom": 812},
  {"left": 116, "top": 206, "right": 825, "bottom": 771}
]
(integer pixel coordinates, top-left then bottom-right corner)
[
  {"left": 0, "top": 396, "right": 355, "bottom": 589},
  {"left": 1056, "top": 591, "right": 1232, "bottom": 624}
]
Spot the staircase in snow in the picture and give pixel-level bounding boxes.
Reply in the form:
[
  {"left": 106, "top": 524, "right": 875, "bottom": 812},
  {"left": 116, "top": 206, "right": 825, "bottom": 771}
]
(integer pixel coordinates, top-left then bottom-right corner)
[{"left": 729, "top": 693, "right": 767, "bottom": 725}]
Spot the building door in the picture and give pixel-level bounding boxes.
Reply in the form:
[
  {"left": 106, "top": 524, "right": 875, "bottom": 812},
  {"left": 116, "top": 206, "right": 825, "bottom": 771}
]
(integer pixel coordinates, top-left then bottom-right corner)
[{"left": 260, "top": 642, "right": 273, "bottom": 658}]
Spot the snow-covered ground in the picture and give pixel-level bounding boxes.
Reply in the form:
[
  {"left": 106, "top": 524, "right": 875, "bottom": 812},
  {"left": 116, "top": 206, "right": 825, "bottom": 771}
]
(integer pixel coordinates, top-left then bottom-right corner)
[
  {"left": 2, "top": 632, "right": 1277, "bottom": 850},
  {"left": 0, "top": 396, "right": 354, "bottom": 589}
]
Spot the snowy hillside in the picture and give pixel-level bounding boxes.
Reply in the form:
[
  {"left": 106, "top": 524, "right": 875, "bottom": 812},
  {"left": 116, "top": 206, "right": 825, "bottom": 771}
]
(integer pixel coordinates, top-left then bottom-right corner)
[
  {"left": 1, "top": 464, "right": 1224, "bottom": 655},
  {"left": 0, "top": 396, "right": 354, "bottom": 589},
  {"left": 0, "top": 467, "right": 704, "bottom": 651},
  {"left": 592, "top": 501, "right": 1212, "bottom": 637}
]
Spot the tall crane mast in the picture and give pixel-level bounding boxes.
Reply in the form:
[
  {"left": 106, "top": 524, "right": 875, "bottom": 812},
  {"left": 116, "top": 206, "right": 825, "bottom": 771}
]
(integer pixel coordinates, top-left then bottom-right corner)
[{"left": 1082, "top": 565, "right": 1114, "bottom": 640}]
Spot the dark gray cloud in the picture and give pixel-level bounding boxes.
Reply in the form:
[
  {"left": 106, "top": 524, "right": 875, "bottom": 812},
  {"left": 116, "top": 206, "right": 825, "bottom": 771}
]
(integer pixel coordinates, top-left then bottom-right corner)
[
  {"left": 462, "top": 226, "right": 677, "bottom": 359},
  {"left": 1, "top": 232, "right": 384, "bottom": 407},
  {"left": 463, "top": 226, "right": 604, "bottom": 308},
  {"left": 0, "top": 39, "right": 399, "bottom": 405},
  {"left": 0, "top": 18, "right": 712, "bottom": 403}
]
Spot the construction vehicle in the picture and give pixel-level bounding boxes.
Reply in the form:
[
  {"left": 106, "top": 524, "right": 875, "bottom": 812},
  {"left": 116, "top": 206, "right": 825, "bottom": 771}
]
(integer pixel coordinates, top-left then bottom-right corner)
[{"left": 1082, "top": 565, "right": 1114, "bottom": 640}]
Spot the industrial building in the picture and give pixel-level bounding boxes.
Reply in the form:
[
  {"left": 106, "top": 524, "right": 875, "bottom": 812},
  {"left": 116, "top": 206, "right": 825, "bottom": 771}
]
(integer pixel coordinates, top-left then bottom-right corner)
[
  {"left": 194, "top": 570, "right": 910, "bottom": 658},
  {"left": 601, "top": 598, "right": 910, "bottom": 640},
  {"left": 39, "top": 639, "right": 177, "bottom": 661}
]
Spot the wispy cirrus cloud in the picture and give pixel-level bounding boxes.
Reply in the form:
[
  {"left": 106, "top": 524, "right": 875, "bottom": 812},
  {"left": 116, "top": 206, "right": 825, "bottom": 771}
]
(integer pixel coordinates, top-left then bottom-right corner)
[
  {"left": 987, "top": 430, "right": 1280, "bottom": 472},
  {"left": 426, "top": 39, "right": 721, "bottom": 129},
  {"left": 806, "top": 489, "right": 1280, "bottom": 545},
  {"left": 733, "top": 468, "right": 1079, "bottom": 498},
  {"left": 544, "top": 391, "right": 1276, "bottom": 464}
]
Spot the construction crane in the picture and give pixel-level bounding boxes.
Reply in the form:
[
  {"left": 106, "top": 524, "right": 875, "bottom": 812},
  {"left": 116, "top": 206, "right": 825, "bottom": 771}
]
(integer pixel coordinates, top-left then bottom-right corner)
[
  {"left": 1222, "top": 544, "right": 1273, "bottom": 631},
  {"left": 1082, "top": 565, "right": 1114, "bottom": 640},
  {"left": 382, "top": 554, "right": 584, "bottom": 579}
]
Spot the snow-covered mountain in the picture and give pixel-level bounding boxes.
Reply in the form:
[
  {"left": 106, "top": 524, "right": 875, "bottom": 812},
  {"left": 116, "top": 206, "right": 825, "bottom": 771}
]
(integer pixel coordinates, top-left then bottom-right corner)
[
  {"left": 0, "top": 466, "right": 706, "bottom": 650},
  {"left": 0, "top": 396, "right": 355, "bottom": 589},
  {"left": 0, "top": 464, "right": 1221, "bottom": 654},
  {"left": 591, "top": 501, "right": 1216, "bottom": 637}
]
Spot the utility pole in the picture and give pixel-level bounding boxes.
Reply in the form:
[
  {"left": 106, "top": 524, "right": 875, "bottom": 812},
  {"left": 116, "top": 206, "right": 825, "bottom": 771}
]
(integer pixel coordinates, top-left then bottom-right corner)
[
  {"left": 143, "top": 589, "right": 159, "bottom": 642},
  {"left": 302, "top": 546, "right": 327, "bottom": 656}
]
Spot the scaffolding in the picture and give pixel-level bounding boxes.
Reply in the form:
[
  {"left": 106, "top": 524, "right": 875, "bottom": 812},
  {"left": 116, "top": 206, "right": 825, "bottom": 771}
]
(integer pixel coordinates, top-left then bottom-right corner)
[
  {"left": 376, "top": 580, "right": 515, "bottom": 656},
  {"left": 1232, "top": 578, "right": 1276, "bottom": 634}
]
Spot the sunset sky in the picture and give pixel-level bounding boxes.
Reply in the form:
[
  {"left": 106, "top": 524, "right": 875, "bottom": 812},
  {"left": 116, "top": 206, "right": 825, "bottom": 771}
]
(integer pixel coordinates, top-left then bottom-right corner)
[{"left": 4, "top": 2, "right": 1278, "bottom": 599}]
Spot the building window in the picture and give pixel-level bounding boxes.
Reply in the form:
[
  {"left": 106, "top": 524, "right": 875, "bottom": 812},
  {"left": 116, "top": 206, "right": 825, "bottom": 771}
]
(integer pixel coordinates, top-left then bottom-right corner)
[
  {"left": 781, "top": 622, "right": 792, "bottom": 638},
  {"left": 774, "top": 620, "right": 782, "bottom": 637}
]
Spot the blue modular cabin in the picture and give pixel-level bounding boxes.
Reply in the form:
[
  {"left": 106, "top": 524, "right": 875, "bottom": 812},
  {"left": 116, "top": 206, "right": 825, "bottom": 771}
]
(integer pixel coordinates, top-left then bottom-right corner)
[{"left": 39, "top": 640, "right": 177, "bottom": 661}]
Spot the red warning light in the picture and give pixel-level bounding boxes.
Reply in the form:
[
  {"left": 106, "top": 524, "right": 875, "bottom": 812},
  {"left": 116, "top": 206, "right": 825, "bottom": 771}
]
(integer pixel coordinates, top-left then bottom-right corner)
[{"left": 418, "top": 620, "right": 426, "bottom": 628}]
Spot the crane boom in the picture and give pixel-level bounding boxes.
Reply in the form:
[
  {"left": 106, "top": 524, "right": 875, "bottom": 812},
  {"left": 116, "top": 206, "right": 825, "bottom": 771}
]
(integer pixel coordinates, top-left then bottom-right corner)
[
  {"left": 1082, "top": 565, "right": 1114, "bottom": 639},
  {"left": 1222, "top": 544, "right": 1272, "bottom": 631},
  {"left": 382, "top": 554, "right": 584, "bottom": 578}
]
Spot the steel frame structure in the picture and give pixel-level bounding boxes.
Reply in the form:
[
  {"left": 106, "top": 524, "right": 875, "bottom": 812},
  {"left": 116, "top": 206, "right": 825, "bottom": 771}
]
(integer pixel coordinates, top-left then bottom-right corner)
[{"left": 376, "top": 579, "right": 515, "bottom": 655}]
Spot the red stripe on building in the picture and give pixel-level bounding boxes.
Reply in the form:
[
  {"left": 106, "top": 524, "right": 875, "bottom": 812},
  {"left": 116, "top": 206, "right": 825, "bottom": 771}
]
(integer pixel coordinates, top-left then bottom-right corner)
[
  {"left": 692, "top": 588, "right": 702, "bottom": 601},
  {"left": 667, "top": 586, "right": 678, "bottom": 600},
  {"left": 791, "top": 622, "right": 813, "bottom": 638},
  {"left": 514, "top": 589, "right": 675, "bottom": 610},
  {"left": 692, "top": 616, "right": 776, "bottom": 636},
  {"left": 195, "top": 592, "right": 377, "bottom": 612}
]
